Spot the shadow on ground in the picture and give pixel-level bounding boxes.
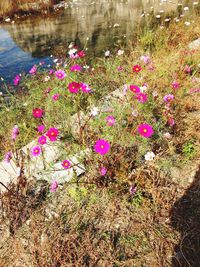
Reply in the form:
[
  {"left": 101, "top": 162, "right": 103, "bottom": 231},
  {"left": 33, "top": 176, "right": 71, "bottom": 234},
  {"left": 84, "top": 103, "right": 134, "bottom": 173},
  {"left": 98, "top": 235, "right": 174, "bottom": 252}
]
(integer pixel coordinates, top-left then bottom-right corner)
[{"left": 171, "top": 166, "right": 200, "bottom": 267}]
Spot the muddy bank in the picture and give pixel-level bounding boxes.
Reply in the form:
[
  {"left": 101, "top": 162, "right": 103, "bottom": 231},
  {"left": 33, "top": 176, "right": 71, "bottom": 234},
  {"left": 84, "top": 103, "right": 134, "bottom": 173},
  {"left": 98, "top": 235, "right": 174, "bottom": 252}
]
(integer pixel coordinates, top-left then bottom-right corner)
[{"left": 0, "top": 0, "right": 65, "bottom": 21}]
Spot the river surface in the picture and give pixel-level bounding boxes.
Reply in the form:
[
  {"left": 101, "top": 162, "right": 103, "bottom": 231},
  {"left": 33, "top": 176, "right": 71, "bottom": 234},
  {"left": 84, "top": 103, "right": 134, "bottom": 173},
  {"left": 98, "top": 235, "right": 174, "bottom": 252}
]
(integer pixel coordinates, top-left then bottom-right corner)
[{"left": 0, "top": 0, "right": 199, "bottom": 86}]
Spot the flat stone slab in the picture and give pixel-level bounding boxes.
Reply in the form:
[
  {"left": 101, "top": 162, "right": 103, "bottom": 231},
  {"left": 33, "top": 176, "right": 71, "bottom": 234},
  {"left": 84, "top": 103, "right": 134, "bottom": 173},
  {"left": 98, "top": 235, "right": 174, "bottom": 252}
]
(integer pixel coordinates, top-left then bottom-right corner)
[{"left": 188, "top": 38, "right": 200, "bottom": 50}]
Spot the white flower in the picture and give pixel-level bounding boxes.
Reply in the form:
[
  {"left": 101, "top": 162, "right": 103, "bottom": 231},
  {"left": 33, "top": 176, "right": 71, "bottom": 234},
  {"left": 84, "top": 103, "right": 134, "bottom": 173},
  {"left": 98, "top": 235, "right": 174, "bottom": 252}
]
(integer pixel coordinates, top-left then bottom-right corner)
[
  {"left": 117, "top": 49, "right": 124, "bottom": 56},
  {"left": 185, "top": 21, "right": 190, "bottom": 26},
  {"left": 183, "top": 7, "right": 189, "bottom": 11},
  {"left": 113, "top": 23, "right": 119, "bottom": 28},
  {"left": 163, "top": 132, "right": 171, "bottom": 139},
  {"left": 131, "top": 109, "right": 138, "bottom": 117},
  {"left": 140, "top": 86, "right": 148, "bottom": 93},
  {"left": 68, "top": 48, "right": 77, "bottom": 55},
  {"left": 90, "top": 107, "right": 99, "bottom": 116},
  {"left": 23, "top": 102, "right": 28, "bottom": 106},
  {"left": 105, "top": 50, "right": 110, "bottom": 57},
  {"left": 152, "top": 90, "right": 158, "bottom": 97},
  {"left": 5, "top": 18, "right": 11, "bottom": 22},
  {"left": 68, "top": 42, "right": 74, "bottom": 49},
  {"left": 44, "top": 76, "right": 50, "bottom": 82},
  {"left": 145, "top": 152, "right": 155, "bottom": 161}
]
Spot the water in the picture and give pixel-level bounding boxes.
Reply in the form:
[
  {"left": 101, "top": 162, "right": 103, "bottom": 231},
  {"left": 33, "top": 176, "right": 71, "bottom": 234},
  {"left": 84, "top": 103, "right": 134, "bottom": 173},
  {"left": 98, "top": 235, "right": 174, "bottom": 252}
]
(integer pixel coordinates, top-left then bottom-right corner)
[{"left": 0, "top": 0, "right": 198, "bottom": 86}]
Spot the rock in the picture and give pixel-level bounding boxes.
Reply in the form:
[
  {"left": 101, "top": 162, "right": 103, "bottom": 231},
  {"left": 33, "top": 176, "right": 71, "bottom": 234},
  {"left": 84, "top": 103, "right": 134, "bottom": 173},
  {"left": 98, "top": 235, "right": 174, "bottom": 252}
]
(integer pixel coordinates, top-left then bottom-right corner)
[
  {"left": 188, "top": 38, "right": 200, "bottom": 50},
  {"left": 170, "top": 161, "right": 200, "bottom": 186}
]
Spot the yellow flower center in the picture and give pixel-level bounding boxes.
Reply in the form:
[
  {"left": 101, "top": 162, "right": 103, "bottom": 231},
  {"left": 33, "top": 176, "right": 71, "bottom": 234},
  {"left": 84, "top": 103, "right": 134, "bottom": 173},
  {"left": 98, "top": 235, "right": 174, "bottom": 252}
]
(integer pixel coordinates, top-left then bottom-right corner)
[{"left": 143, "top": 129, "right": 147, "bottom": 133}]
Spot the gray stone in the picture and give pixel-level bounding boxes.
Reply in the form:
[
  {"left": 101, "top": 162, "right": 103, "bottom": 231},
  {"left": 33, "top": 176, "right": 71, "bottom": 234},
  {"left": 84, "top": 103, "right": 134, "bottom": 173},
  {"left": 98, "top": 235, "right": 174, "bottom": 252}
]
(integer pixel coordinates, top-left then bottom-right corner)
[{"left": 188, "top": 38, "right": 200, "bottom": 50}]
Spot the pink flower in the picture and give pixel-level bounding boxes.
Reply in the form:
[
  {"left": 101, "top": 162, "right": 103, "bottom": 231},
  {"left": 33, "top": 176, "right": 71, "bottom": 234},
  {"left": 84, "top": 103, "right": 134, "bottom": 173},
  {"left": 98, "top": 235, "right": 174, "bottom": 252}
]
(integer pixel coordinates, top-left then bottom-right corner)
[
  {"left": 38, "top": 135, "right": 47, "bottom": 145},
  {"left": 70, "top": 65, "right": 82, "bottom": 72},
  {"left": 46, "top": 128, "right": 59, "bottom": 142},
  {"left": 52, "top": 93, "right": 60, "bottom": 101},
  {"left": 130, "top": 85, "right": 140, "bottom": 94},
  {"left": 140, "top": 55, "right": 150, "bottom": 65},
  {"left": 50, "top": 181, "right": 58, "bottom": 193},
  {"left": 184, "top": 65, "right": 191, "bottom": 74},
  {"left": 168, "top": 117, "right": 175, "bottom": 127},
  {"left": 136, "top": 93, "right": 148, "bottom": 103},
  {"left": 68, "top": 82, "right": 80, "bottom": 93},
  {"left": 137, "top": 124, "right": 154, "bottom": 138},
  {"left": 132, "top": 64, "right": 142, "bottom": 73},
  {"left": 129, "top": 185, "right": 137, "bottom": 195},
  {"left": 31, "top": 146, "right": 41, "bottom": 157},
  {"left": 29, "top": 65, "right": 37, "bottom": 75},
  {"left": 70, "top": 53, "right": 79, "bottom": 59},
  {"left": 62, "top": 160, "right": 71, "bottom": 169},
  {"left": 80, "top": 83, "right": 91, "bottom": 93},
  {"left": 94, "top": 139, "right": 110, "bottom": 155},
  {"left": 44, "top": 87, "right": 52, "bottom": 95},
  {"left": 106, "top": 116, "right": 116, "bottom": 126},
  {"left": 163, "top": 94, "right": 174, "bottom": 102},
  {"left": 12, "top": 125, "right": 19, "bottom": 140},
  {"left": 37, "top": 125, "right": 45, "bottom": 133},
  {"left": 55, "top": 70, "right": 66, "bottom": 80},
  {"left": 148, "top": 63, "right": 155, "bottom": 71},
  {"left": 13, "top": 75, "right": 20, "bottom": 86},
  {"left": 49, "top": 69, "right": 54, "bottom": 75},
  {"left": 77, "top": 50, "right": 86, "bottom": 58},
  {"left": 4, "top": 151, "right": 12, "bottom": 163},
  {"left": 117, "top": 66, "right": 123, "bottom": 71},
  {"left": 100, "top": 166, "right": 107, "bottom": 176},
  {"left": 32, "top": 108, "right": 44, "bottom": 118},
  {"left": 172, "top": 81, "right": 180, "bottom": 89}
]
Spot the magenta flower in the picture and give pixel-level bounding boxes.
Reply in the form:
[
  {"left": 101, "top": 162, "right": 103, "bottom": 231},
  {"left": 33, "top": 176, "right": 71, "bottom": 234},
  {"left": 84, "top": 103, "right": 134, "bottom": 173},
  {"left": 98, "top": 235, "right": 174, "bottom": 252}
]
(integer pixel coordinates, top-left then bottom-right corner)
[
  {"left": 77, "top": 50, "right": 86, "bottom": 58},
  {"left": 46, "top": 127, "right": 59, "bottom": 142},
  {"left": 62, "top": 160, "right": 71, "bottom": 169},
  {"left": 129, "top": 185, "right": 137, "bottom": 195},
  {"left": 184, "top": 65, "right": 191, "bottom": 74},
  {"left": 31, "top": 146, "right": 41, "bottom": 157},
  {"left": 70, "top": 65, "right": 82, "bottom": 72},
  {"left": 68, "top": 82, "right": 80, "bottom": 93},
  {"left": 106, "top": 116, "right": 116, "bottom": 126},
  {"left": 80, "top": 83, "right": 91, "bottom": 93},
  {"left": 137, "top": 124, "right": 154, "bottom": 138},
  {"left": 4, "top": 151, "right": 12, "bottom": 163},
  {"left": 38, "top": 135, "right": 47, "bottom": 145},
  {"left": 136, "top": 93, "right": 148, "bottom": 103},
  {"left": 130, "top": 85, "right": 140, "bottom": 94},
  {"left": 37, "top": 125, "right": 45, "bottom": 133},
  {"left": 12, "top": 125, "right": 19, "bottom": 140},
  {"left": 132, "top": 64, "right": 142, "bottom": 73},
  {"left": 29, "top": 65, "right": 37, "bottom": 75},
  {"left": 172, "top": 81, "right": 180, "bottom": 89},
  {"left": 94, "top": 139, "right": 110, "bottom": 155},
  {"left": 117, "top": 66, "right": 123, "bottom": 71},
  {"left": 50, "top": 181, "right": 58, "bottom": 193},
  {"left": 55, "top": 70, "right": 66, "bottom": 80},
  {"left": 100, "top": 166, "right": 107, "bottom": 176},
  {"left": 49, "top": 69, "right": 54, "bottom": 75},
  {"left": 13, "top": 75, "right": 20, "bottom": 86},
  {"left": 163, "top": 94, "right": 174, "bottom": 102},
  {"left": 52, "top": 93, "right": 60, "bottom": 101},
  {"left": 32, "top": 108, "right": 44, "bottom": 118}
]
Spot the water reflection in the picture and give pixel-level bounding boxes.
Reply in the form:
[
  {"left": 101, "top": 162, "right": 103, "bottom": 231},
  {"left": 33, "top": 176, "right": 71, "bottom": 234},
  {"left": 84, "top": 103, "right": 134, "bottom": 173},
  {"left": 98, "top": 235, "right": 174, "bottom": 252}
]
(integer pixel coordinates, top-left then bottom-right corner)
[{"left": 0, "top": 0, "right": 198, "bottom": 84}]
